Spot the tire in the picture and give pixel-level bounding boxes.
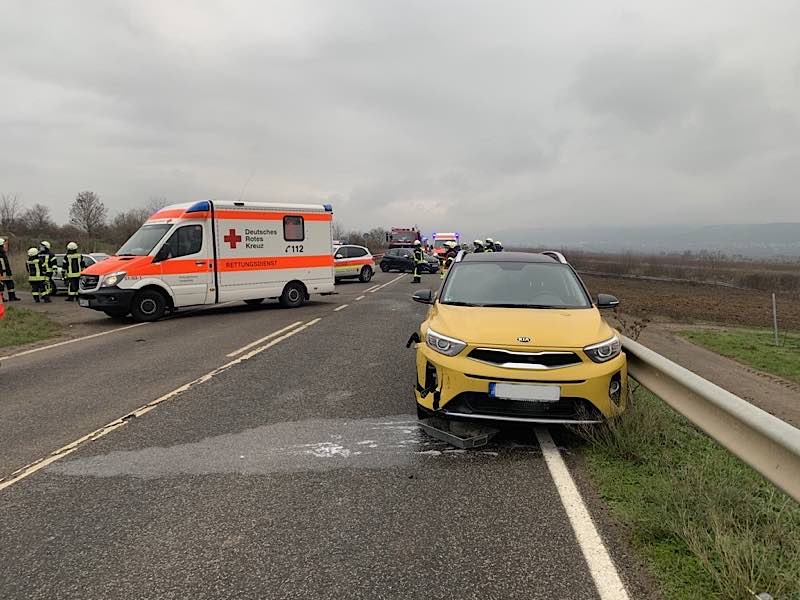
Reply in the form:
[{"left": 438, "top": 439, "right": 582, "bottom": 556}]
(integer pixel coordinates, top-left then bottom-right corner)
[
  {"left": 130, "top": 289, "right": 167, "bottom": 322},
  {"left": 279, "top": 282, "right": 305, "bottom": 308},
  {"left": 244, "top": 299, "right": 264, "bottom": 306},
  {"left": 380, "top": 262, "right": 389, "bottom": 273},
  {"left": 359, "top": 266, "right": 373, "bottom": 283}
]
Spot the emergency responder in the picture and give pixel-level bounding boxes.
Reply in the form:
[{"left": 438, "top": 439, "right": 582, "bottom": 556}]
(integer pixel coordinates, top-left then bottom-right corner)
[
  {"left": 411, "top": 240, "right": 425, "bottom": 284},
  {"left": 441, "top": 241, "right": 458, "bottom": 279},
  {"left": 495, "top": 240, "right": 504, "bottom": 252},
  {"left": 485, "top": 238, "right": 496, "bottom": 252},
  {"left": 26, "top": 247, "right": 50, "bottom": 303},
  {"left": 39, "top": 240, "right": 57, "bottom": 297},
  {"left": 0, "top": 238, "right": 21, "bottom": 302},
  {"left": 63, "top": 242, "right": 86, "bottom": 301},
  {"left": 473, "top": 240, "right": 485, "bottom": 253}
]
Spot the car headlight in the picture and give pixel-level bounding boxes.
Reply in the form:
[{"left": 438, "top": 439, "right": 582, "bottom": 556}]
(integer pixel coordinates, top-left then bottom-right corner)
[
  {"left": 101, "top": 272, "right": 127, "bottom": 287},
  {"left": 584, "top": 335, "right": 621, "bottom": 363},
  {"left": 425, "top": 328, "right": 467, "bottom": 357}
]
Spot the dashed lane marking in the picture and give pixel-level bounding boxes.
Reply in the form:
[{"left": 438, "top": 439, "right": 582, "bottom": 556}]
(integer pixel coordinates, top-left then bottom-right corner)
[
  {"left": 535, "top": 428, "right": 630, "bottom": 600},
  {"left": 0, "top": 319, "right": 322, "bottom": 493},
  {"left": 364, "top": 284, "right": 381, "bottom": 293},
  {"left": 368, "top": 273, "right": 405, "bottom": 293},
  {"left": 355, "top": 295, "right": 365, "bottom": 301},
  {"left": 226, "top": 321, "right": 303, "bottom": 357},
  {"left": 1, "top": 322, "right": 149, "bottom": 360},
  {"left": 333, "top": 304, "right": 349, "bottom": 312}
]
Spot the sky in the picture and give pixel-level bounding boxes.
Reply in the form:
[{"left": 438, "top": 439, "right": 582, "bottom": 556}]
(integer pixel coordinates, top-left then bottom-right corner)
[{"left": 2, "top": 0, "right": 800, "bottom": 236}]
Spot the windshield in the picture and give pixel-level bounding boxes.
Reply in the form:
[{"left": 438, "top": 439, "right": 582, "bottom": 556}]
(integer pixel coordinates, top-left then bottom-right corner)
[
  {"left": 391, "top": 232, "right": 416, "bottom": 243},
  {"left": 433, "top": 239, "right": 453, "bottom": 248},
  {"left": 440, "top": 261, "right": 591, "bottom": 308},
  {"left": 116, "top": 224, "right": 172, "bottom": 256}
]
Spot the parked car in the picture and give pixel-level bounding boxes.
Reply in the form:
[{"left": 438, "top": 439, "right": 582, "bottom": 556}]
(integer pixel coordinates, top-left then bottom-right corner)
[
  {"left": 410, "top": 251, "right": 626, "bottom": 424},
  {"left": 53, "top": 253, "right": 110, "bottom": 294},
  {"left": 334, "top": 245, "right": 375, "bottom": 282},
  {"left": 380, "top": 248, "right": 440, "bottom": 274}
]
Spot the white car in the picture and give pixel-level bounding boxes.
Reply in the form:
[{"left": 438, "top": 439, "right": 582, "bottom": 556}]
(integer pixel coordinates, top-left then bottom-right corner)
[{"left": 333, "top": 245, "right": 375, "bottom": 283}]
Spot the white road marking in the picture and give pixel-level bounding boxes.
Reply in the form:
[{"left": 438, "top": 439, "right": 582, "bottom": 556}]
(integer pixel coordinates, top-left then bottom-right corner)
[
  {"left": 0, "top": 318, "right": 322, "bottom": 492},
  {"left": 333, "top": 304, "right": 349, "bottom": 312},
  {"left": 355, "top": 295, "right": 365, "bottom": 301},
  {"left": 226, "top": 321, "right": 303, "bottom": 357},
  {"left": 368, "top": 273, "right": 405, "bottom": 293},
  {"left": 535, "top": 428, "right": 630, "bottom": 600},
  {"left": 364, "top": 284, "right": 380, "bottom": 293},
  {"left": 1, "top": 322, "right": 149, "bottom": 360}
]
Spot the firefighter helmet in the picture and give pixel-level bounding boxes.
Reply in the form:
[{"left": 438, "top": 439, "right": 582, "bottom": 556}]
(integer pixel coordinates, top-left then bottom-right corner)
[
  {"left": 40, "top": 240, "right": 51, "bottom": 249},
  {"left": 413, "top": 240, "right": 421, "bottom": 246},
  {"left": 67, "top": 242, "right": 79, "bottom": 251},
  {"left": 28, "top": 247, "right": 39, "bottom": 257},
  {"left": 0, "top": 237, "right": 5, "bottom": 246}
]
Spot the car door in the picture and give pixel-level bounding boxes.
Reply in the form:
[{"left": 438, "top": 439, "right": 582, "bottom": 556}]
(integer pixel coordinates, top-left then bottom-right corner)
[
  {"left": 399, "top": 249, "right": 414, "bottom": 272},
  {"left": 156, "top": 223, "right": 212, "bottom": 306}
]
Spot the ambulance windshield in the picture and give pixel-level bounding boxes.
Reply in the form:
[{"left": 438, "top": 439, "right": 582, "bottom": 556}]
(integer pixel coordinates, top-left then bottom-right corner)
[{"left": 117, "top": 224, "right": 172, "bottom": 256}]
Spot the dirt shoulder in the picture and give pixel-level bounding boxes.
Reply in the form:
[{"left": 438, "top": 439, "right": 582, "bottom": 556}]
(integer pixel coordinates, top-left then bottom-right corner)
[{"left": 634, "top": 322, "right": 800, "bottom": 429}]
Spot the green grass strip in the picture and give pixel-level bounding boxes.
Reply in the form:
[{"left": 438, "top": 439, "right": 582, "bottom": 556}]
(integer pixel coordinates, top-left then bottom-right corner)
[
  {"left": 0, "top": 305, "right": 61, "bottom": 349},
  {"left": 681, "top": 328, "right": 800, "bottom": 385},
  {"left": 581, "top": 389, "right": 800, "bottom": 600}
]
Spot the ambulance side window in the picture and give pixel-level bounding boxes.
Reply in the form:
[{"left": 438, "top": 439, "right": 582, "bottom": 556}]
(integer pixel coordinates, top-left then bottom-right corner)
[
  {"left": 163, "top": 225, "right": 203, "bottom": 259},
  {"left": 283, "top": 216, "right": 305, "bottom": 242}
]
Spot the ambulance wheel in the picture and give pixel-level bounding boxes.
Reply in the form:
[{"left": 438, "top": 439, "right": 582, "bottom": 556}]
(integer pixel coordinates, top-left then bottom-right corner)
[
  {"left": 359, "top": 266, "right": 373, "bottom": 283},
  {"left": 244, "top": 299, "right": 264, "bottom": 306},
  {"left": 131, "top": 290, "right": 167, "bottom": 322},
  {"left": 279, "top": 282, "right": 305, "bottom": 308}
]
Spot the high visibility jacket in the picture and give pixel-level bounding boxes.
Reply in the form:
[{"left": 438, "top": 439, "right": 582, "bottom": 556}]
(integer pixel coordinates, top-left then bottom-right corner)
[
  {"left": 443, "top": 250, "right": 457, "bottom": 270},
  {"left": 64, "top": 252, "right": 85, "bottom": 278},
  {"left": 0, "top": 249, "right": 11, "bottom": 276},
  {"left": 473, "top": 246, "right": 484, "bottom": 253},
  {"left": 413, "top": 248, "right": 425, "bottom": 264},
  {"left": 27, "top": 257, "right": 45, "bottom": 281},
  {"left": 40, "top": 251, "right": 56, "bottom": 274}
]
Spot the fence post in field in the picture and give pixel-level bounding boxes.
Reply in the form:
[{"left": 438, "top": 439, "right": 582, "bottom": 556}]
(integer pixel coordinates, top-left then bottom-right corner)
[{"left": 772, "top": 293, "right": 779, "bottom": 346}]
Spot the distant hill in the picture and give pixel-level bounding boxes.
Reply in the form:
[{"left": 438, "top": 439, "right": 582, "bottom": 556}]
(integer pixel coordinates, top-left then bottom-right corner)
[{"left": 496, "top": 223, "right": 800, "bottom": 258}]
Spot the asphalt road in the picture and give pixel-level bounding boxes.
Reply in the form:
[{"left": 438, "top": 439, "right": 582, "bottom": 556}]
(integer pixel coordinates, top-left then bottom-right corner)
[{"left": 1, "top": 272, "right": 633, "bottom": 599}]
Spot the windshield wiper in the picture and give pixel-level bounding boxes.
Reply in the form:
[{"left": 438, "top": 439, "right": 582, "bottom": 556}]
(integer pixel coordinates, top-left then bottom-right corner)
[
  {"left": 485, "top": 303, "right": 561, "bottom": 309},
  {"left": 441, "top": 301, "right": 480, "bottom": 307}
]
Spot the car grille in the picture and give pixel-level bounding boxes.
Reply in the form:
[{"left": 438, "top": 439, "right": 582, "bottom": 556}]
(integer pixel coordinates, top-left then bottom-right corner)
[
  {"left": 444, "top": 392, "right": 603, "bottom": 421},
  {"left": 79, "top": 275, "right": 100, "bottom": 291},
  {"left": 468, "top": 348, "right": 582, "bottom": 369}
]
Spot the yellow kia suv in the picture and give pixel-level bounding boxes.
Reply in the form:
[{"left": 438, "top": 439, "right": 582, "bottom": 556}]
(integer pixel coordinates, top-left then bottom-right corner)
[{"left": 411, "top": 251, "right": 626, "bottom": 424}]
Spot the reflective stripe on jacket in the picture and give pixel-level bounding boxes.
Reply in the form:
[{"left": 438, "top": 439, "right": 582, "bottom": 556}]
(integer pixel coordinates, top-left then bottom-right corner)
[
  {"left": 65, "top": 252, "right": 84, "bottom": 278},
  {"left": 27, "top": 258, "right": 45, "bottom": 280}
]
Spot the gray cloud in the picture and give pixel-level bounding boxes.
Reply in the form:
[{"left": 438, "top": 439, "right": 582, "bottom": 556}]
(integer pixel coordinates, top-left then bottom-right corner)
[{"left": 1, "top": 0, "right": 800, "bottom": 237}]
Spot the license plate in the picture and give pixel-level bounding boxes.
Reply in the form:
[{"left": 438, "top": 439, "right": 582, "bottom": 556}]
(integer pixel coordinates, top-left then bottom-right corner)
[
  {"left": 78, "top": 298, "right": 89, "bottom": 307},
  {"left": 489, "top": 383, "right": 561, "bottom": 402}
]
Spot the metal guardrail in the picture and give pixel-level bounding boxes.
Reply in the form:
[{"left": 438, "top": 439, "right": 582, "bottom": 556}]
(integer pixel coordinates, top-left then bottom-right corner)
[{"left": 622, "top": 335, "right": 800, "bottom": 503}]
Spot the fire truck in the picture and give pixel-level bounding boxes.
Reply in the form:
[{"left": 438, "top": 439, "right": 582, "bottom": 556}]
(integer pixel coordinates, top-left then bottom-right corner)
[{"left": 387, "top": 227, "right": 422, "bottom": 249}]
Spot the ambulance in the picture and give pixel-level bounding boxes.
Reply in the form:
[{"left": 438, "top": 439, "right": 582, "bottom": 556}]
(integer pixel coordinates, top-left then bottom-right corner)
[{"left": 78, "top": 200, "right": 335, "bottom": 321}]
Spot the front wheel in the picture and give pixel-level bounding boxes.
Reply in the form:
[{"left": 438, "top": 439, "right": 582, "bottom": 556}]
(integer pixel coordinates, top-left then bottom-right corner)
[
  {"left": 359, "top": 266, "right": 373, "bottom": 283},
  {"left": 279, "top": 282, "right": 306, "bottom": 308},
  {"left": 130, "top": 290, "right": 167, "bottom": 322}
]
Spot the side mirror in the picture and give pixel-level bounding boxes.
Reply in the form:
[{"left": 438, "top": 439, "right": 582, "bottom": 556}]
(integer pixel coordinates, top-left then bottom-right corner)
[
  {"left": 596, "top": 293, "right": 619, "bottom": 309},
  {"left": 334, "top": 254, "right": 343, "bottom": 259},
  {"left": 412, "top": 289, "right": 434, "bottom": 304},
  {"left": 154, "top": 246, "right": 170, "bottom": 262}
]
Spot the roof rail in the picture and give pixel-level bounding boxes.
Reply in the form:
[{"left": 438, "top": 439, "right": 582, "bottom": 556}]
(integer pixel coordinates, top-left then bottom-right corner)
[{"left": 541, "top": 250, "right": 568, "bottom": 264}]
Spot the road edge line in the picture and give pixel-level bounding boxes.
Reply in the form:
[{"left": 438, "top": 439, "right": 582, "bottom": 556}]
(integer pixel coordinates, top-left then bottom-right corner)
[
  {"left": 534, "top": 427, "right": 630, "bottom": 600},
  {"left": 0, "top": 319, "right": 322, "bottom": 493}
]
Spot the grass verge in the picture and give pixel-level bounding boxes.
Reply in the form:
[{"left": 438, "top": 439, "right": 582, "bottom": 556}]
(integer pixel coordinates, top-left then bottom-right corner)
[
  {"left": 579, "top": 388, "right": 800, "bottom": 600},
  {"left": 0, "top": 305, "right": 61, "bottom": 349},
  {"left": 680, "top": 328, "right": 800, "bottom": 385}
]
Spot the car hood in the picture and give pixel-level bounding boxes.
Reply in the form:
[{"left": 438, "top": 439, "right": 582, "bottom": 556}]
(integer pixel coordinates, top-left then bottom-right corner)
[
  {"left": 428, "top": 304, "right": 615, "bottom": 349},
  {"left": 82, "top": 255, "right": 153, "bottom": 276}
]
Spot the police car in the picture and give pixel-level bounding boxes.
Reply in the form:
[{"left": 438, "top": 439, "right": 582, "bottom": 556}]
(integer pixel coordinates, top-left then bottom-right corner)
[{"left": 333, "top": 245, "right": 375, "bottom": 283}]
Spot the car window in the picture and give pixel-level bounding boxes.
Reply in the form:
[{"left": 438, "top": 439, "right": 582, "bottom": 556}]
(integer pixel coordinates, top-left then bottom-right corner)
[
  {"left": 336, "top": 247, "right": 351, "bottom": 259},
  {"left": 386, "top": 249, "right": 397, "bottom": 257},
  {"left": 440, "top": 262, "right": 591, "bottom": 308},
  {"left": 350, "top": 248, "right": 367, "bottom": 258},
  {"left": 283, "top": 216, "right": 304, "bottom": 241},
  {"left": 85, "top": 257, "right": 97, "bottom": 265},
  {"left": 162, "top": 224, "right": 203, "bottom": 258},
  {"left": 400, "top": 249, "right": 412, "bottom": 258}
]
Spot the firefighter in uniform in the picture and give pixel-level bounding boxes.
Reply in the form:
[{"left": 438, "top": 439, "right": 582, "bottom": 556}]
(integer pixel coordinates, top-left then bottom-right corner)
[
  {"left": 39, "top": 241, "right": 57, "bottom": 297},
  {"left": 27, "top": 247, "right": 50, "bottom": 303},
  {"left": 411, "top": 240, "right": 425, "bottom": 284},
  {"left": 485, "top": 238, "right": 496, "bottom": 252},
  {"left": 0, "top": 238, "right": 21, "bottom": 302},
  {"left": 495, "top": 240, "right": 504, "bottom": 252},
  {"left": 441, "top": 241, "right": 458, "bottom": 280},
  {"left": 63, "top": 242, "right": 86, "bottom": 301},
  {"left": 473, "top": 240, "right": 485, "bottom": 253}
]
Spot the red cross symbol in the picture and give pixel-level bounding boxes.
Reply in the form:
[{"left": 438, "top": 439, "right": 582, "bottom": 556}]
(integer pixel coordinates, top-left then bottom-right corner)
[{"left": 224, "top": 228, "right": 242, "bottom": 249}]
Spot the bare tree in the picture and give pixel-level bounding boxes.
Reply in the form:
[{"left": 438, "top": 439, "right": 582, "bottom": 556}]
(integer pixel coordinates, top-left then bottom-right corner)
[
  {"left": 109, "top": 208, "right": 150, "bottom": 243},
  {"left": 0, "top": 194, "right": 22, "bottom": 229},
  {"left": 332, "top": 222, "right": 347, "bottom": 241},
  {"left": 144, "top": 196, "right": 169, "bottom": 215},
  {"left": 20, "top": 203, "right": 55, "bottom": 232},
  {"left": 69, "top": 191, "right": 107, "bottom": 236}
]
